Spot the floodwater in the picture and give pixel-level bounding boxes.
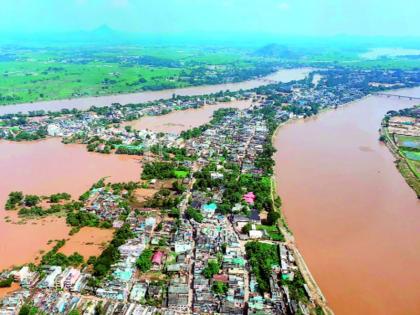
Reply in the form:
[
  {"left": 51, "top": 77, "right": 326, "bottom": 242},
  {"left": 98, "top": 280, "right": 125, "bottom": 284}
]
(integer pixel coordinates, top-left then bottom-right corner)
[
  {"left": 0, "top": 138, "right": 141, "bottom": 270},
  {"left": 124, "top": 99, "right": 252, "bottom": 133},
  {"left": 58, "top": 227, "right": 114, "bottom": 259},
  {"left": 273, "top": 88, "right": 420, "bottom": 315},
  {"left": 0, "top": 68, "right": 311, "bottom": 115}
]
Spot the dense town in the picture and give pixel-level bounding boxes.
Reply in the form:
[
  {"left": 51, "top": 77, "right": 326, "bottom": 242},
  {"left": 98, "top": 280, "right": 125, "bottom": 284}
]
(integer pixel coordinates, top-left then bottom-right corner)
[{"left": 1, "top": 67, "right": 420, "bottom": 315}]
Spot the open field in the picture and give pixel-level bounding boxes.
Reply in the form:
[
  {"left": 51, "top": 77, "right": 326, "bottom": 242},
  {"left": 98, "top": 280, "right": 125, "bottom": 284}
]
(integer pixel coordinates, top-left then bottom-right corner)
[
  {"left": 0, "top": 45, "right": 278, "bottom": 105},
  {"left": 383, "top": 129, "right": 420, "bottom": 197},
  {"left": 396, "top": 134, "right": 420, "bottom": 149}
]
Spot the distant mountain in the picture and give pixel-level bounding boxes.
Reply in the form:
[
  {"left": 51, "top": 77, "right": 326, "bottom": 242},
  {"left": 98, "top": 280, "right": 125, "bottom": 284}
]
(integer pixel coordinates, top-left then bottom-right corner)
[
  {"left": 90, "top": 25, "right": 120, "bottom": 38},
  {"left": 254, "top": 43, "right": 298, "bottom": 58}
]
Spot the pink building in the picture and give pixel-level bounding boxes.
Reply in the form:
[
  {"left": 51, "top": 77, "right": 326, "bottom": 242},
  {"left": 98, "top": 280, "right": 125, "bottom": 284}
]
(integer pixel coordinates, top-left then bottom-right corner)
[
  {"left": 152, "top": 251, "right": 164, "bottom": 265},
  {"left": 243, "top": 192, "right": 256, "bottom": 204}
]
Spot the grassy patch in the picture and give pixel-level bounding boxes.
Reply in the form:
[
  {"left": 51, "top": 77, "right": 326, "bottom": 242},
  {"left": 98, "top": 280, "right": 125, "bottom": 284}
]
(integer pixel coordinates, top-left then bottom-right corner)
[
  {"left": 173, "top": 170, "right": 189, "bottom": 179},
  {"left": 257, "top": 224, "right": 284, "bottom": 241}
]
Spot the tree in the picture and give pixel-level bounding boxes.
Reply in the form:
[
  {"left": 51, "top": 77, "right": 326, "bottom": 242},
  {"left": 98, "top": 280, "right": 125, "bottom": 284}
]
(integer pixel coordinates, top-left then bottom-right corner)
[
  {"left": 68, "top": 252, "right": 84, "bottom": 267},
  {"left": 136, "top": 249, "right": 153, "bottom": 272},
  {"left": 24, "top": 195, "right": 40, "bottom": 207},
  {"left": 267, "top": 211, "right": 280, "bottom": 225},
  {"left": 18, "top": 304, "right": 39, "bottom": 315},
  {"left": 202, "top": 260, "right": 220, "bottom": 279},
  {"left": 49, "top": 192, "right": 71, "bottom": 203},
  {"left": 212, "top": 281, "right": 228, "bottom": 295},
  {"left": 68, "top": 310, "right": 80, "bottom": 315},
  {"left": 186, "top": 207, "right": 203, "bottom": 223},
  {"left": 5, "top": 191, "right": 23, "bottom": 209},
  {"left": 0, "top": 277, "right": 13, "bottom": 288},
  {"left": 87, "top": 256, "right": 97, "bottom": 265},
  {"left": 241, "top": 223, "right": 252, "bottom": 234}
]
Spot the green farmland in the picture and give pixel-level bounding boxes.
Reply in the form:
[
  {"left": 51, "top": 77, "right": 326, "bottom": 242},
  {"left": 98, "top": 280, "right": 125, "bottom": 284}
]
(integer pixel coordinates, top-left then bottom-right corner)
[{"left": 0, "top": 46, "right": 277, "bottom": 106}]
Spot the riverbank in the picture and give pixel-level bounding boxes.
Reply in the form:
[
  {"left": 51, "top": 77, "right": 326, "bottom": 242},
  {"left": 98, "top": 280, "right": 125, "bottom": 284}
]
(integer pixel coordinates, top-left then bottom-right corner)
[{"left": 380, "top": 125, "right": 420, "bottom": 198}]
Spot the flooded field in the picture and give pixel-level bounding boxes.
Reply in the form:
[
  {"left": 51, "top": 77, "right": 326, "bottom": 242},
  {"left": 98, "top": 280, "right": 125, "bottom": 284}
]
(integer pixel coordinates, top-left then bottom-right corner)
[
  {"left": 0, "top": 138, "right": 141, "bottom": 270},
  {"left": 273, "top": 88, "right": 420, "bottom": 315},
  {"left": 58, "top": 227, "right": 114, "bottom": 259}
]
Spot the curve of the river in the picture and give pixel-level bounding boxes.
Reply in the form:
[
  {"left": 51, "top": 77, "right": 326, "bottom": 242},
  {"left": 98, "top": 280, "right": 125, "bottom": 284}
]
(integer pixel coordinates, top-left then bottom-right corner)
[
  {"left": 273, "top": 87, "right": 420, "bottom": 315},
  {"left": 0, "top": 68, "right": 312, "bottom": 115}
]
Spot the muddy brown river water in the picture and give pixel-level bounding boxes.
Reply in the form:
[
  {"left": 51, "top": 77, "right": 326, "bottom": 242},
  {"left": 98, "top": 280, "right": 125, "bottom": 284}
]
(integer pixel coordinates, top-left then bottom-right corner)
[{"left": 274, "top": 88, "right": 420, "bottom": 315}]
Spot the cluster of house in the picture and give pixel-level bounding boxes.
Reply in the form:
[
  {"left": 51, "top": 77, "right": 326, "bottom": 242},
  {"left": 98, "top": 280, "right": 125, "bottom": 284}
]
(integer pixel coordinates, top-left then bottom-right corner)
[
  {"left": 84, "top": 187, "right": 126, "bottom": 224},
  {"left": 184, "top": 101, "right": 288, "bottom": 174},
  {"left": 0, "top": 288, "right": 184, "bottom": 315},
  {"left": 192, "top": 214, "right": 247, "bottom": 314},
  {"left": 248, "top": 243, "right": 313, "bottom": 315},
  {"left": 0, "top": 92, "right": 250, "bottom": 143},
  {"left": 96, "top": 215, "right": 158, "bottom": 302}
]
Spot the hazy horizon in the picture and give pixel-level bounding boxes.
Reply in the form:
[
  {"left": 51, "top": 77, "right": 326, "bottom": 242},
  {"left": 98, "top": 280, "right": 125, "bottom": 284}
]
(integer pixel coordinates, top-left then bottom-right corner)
[{"left": 1, "top": 0, "right": 419, "bottom": 37}]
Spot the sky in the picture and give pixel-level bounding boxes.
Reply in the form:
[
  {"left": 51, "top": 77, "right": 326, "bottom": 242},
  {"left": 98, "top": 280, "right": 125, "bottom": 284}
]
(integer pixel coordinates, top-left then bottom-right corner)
[{"left": 0, "top": 0, "right": 419, "bottom": 37}]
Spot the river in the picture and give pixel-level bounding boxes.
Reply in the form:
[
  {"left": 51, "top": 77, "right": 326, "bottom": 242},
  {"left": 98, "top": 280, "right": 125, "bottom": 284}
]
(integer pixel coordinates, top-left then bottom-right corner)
[
  {"left": 273, "top": 88, "right": 420, "bottom": 315},
  {"left": 0, "top": 68, "right": 311, "bottom": 115}
]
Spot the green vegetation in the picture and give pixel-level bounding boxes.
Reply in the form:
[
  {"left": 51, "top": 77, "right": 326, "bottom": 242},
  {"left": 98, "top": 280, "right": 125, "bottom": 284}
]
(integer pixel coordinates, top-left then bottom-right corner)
[
  {"left": 257, "top": 225, "right": 284, "bottom": 241},
  {"left": 241, "top": 223, "right": 252, "bottom": 234},
  {"left": 185, "top": 207, "right": 204, "bottom": 223},
  {"left": 180, "top": 108, "right": 237, "bottom": 140},
  {"left": 5, "top": 191, "right": 24, "bottom": 210},
  {"left": 245, "top": 241, "right": 279, "bottom": 293},
  {"left": 66, "top": 211, "right": 100, "bottom": 228},
  {"left": 18, "top": 304, "right": 43, "bottom": 315},
  {"left": 144, "top": 188, "right": 181, "bottom": 208},
  {"left": 136, "top": 249, "right": 153, "bottom": 272},
  {"left": 49, "top": 192, "right": 71, "bottom": 203},
  {"left": 40, "top": 240, "right": 84, "bottom": 267},
  {"left": 115, "top": 145, "right": 144, "bottom": 155},
  {"left": 23, "top": 195, "right": 41, "bottom": 207},
  {"left": 5, "top": 128, "right": 48, "bottom": 141},
  {"left": 150, "top": 145, "right": 195, "bottom": 161},
  {"left": 0, "top": 277, "right": 13, "bottom": 288},
  {"left": 141, "top": 161, "right": 190, "bottom": 180},
  {"left": 280, "top": 270, "right": 310, "bottom": 303},
  {"left": 211, "top": 281, "right": 228, "bottom": 295},
  {"left": 383, "top": 123, "right": 420, "bottom": 197},
  {"left": 0, "top": 46, "right": 276, "bottom": 106},
  {"left": 202, "top": 260, "right": 220, "bottom": 279},
  {"left": 5, "top": 191, "right": 79, "bottom": 218}
]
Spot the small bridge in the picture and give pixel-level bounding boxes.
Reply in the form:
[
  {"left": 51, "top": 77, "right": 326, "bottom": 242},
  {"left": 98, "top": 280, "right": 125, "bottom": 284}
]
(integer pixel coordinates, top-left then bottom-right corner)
[{"left": 373, "top": 93, "right": 420, "bottom": 101}]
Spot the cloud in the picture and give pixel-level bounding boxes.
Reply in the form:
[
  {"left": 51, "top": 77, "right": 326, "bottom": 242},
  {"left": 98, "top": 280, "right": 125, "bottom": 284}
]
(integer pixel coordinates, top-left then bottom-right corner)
[{"left": 277, "top": 2, "right": 290, "bottom": 10}]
